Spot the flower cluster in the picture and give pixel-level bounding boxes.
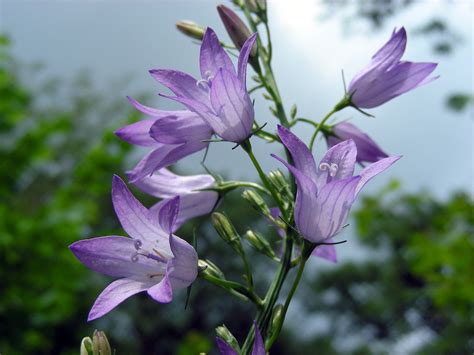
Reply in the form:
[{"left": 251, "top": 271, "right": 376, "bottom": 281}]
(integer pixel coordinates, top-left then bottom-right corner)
[{"left": 70, "top": 4, "right": 437, "bottom": 353}]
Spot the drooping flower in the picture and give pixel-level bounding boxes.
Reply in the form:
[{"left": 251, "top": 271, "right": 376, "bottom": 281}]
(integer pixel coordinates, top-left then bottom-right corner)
[
  {"left": 69, "top": 176, "right": 198, "bottom": 321},
  {"left": 154, "top": 27, "right": 257, "bottom": 143},
  {"left": 348, "top": 27, "right": 438, "bottom": 109},
  {"left": 270, "top": 207, "right": 337, "bottom": 263},
  {"left": 272, "top": 125, "right": 400, "bottom": 243},
  {"left": 326, "top": 122, "right": 388, "bottom": 164},
  {"left": 116, "top": 97, "right": 213, "bottom": 182},
  {"left": 131, "top": 168, "right": 219, "bottom": 230},
  {"left": 216, "top": 323, "right": 265, "bottom": 355}
]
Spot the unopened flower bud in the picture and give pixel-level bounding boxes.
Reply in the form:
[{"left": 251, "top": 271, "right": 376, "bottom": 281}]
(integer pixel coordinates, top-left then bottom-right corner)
[
  {"left": 176, "top": 20, "right": 206, "bottom": 40},
  {"left": 242, "top": 189, "right": 271, "bottom": 217},
  {"left": 198, "top": 259, "right": 225, "bottom": 279},
  {"left": 217, "top": 5, "right": 256, "bottom": 55},
  {"left": 245, "top": 230, "right": 276, "bottom": 258},
  {"left": 268, "top": 170, "right": 292, "bottom": 199},
  {"left": 80, "top": 337, "right": 93, "bottom": 355},
  {"left": 268, "top": 304, "right": 284, "bottom": 338},
  {"left": 245, "top": 0, "right": 266, "bottom": 13},
  {"left": 216, "top": 324, "right": 240, "bottom": 350},
  {"left": 212, "top": 212, "right": 243, "bottom": 254},
  {"left": 92, "top": 330, "right": 111, "bottom": 355}
]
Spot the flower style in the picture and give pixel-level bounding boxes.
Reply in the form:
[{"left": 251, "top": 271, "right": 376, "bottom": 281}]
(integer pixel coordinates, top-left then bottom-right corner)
[
  {"left": 326, "top": 122, "right": 388, "bottom": 164},
  {"left": 348, "top": 27, "right": 438, "bottom": 109},
  {"left": 69, "top": 175, "right": 198, "bottom": 321},
  {"left": 216, "top": 324, "right": 265, "bottom": 355},
  {"left": 155, "top": 27, "right": 257, "bottom": 143},
  {"left": 131, "top": 168, "right": 219, "bottom": 230},
  {"left": 272, "top": 125, "right": 400, "bottom": 243},
  {"left": 116, "top": 97, "right": 213, "bottom": 182}
]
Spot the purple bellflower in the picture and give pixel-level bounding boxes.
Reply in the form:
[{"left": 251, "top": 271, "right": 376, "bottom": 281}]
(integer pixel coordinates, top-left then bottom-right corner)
[
  {"left": 272, "top": 125, "right": 400, "bottom": 243},
  {"left": 216, "top": 324, "right": 265, "bottom": 355},
  {"left": 69, "top": 176, "right": 198, "bottom": 321},
  {"left": 116, "top": 97, "right": 213, "bottom": 182},
  {"left": 131, "top": 168, "right": 219, "bottom": 230},
  {"left": 154, "top": 27, "right": 257, "bottom": 143},
  {"left": 326, "top": 122, "right": 388, "bottom": 164},
  {"left": 348, "top": 27, "right": 438, "bottom": 109}
]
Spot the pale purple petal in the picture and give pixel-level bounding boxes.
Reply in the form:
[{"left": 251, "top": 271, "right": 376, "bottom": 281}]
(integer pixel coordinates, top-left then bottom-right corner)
[
  {"left": 210, "top": 68, "right": 254, "bottom": 142},
  {"left": 237, "top": 33, "right": 258, "bottom": 87},
  {"left": 312, "top": 176, "right": 360, "bottom": 242},
  {"left": 147, "top": 270, "right": 173, "bottom": 303},
  {"left": 167, "top": 234, "right": 198, "bottom": 289},
  {"left": 252, "top": 324, "right": 265, "bottom": 355},
  {"left": 88, "top": 278, "right": 153, "bottom": 321},
  {"left": 315, "top": 139, "right": 357, "bottom": 191},
  {"left": 216, "top": 338, "right": 238, "bottom": 355},
  {"left": 131, "top": 168, "right": 215, "bottom": 199},
  {"left": 312, "top": 244, "right": 337, "bottom": 263},
  {"left": 115, "top": 119, "right": 158, "bottom": 147},
  {"left": 277, "top": 125, "right": 317, "bottom": 180},
  {"left": 149, "top": 113, "right": 212, "bottom": 145},
  {"left": 149, "top": 69, "right": 210, "bottom": 103},
  {"left": 126, "top": 96, "right": 187, "bottom": 118},
  {"left": 69, "top": 236, "right": 163, "bottom": 278},
  {"left": 200, "top": 28, "right": 235, "bottom": 79},
  {"left": 112, "top": 175, "right": 170, "bottom": 251},
  {"left": 355, "top": 155, "right": 401, "bottom": 195},
  {"left": 158, "top": 196, "right": 180, "bottom": 234}
]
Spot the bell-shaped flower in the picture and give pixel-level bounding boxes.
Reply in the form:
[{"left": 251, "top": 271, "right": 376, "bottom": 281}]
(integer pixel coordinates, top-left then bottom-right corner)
[
  {"left": 116, "top": 97, "right": 213, "bottom": 182},
  {"left": 69, "top": 176, "right": 198, "bottom": 321},
  {"left": 153, "top": 27, "right": 257, "bottom": 143},
  {"left": 272, "top": 125, "right": 400, "bottom": 243},
  {"left": 216, "top": 323, "right": 265, "bottom": 355},
  {"left": 348, "top": 27, "right": 438, "bottom": 109},
  {"left": 326, "top": 122, "right": 388, "bottom": 164},
  {"left": 131, "top": 168, "right": 219, "bottom": 230}
]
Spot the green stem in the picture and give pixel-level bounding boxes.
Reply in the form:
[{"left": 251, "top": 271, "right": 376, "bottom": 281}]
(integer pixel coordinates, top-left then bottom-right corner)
[
  {"left": 241, "top": 250, "right": 254, "bottom": 290},
  {"left": 308, "top": 109, "right": 337, "bottom": 151}
]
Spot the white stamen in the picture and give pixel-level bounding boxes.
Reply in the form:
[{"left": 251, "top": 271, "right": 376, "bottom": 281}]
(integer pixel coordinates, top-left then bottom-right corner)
[{"left": 319, "top": 162, "right": 339, "bottom": 177}]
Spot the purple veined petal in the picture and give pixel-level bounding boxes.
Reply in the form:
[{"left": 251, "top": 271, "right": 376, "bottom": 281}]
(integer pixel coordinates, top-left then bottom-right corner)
[
  {"left": 216, "top": 337, "right": 238, "bottom": 355},
  {"left": 158, "top": 196, "right": 180, "bottom": 234},
  {"left": 355, "top": 155, "right": 401, "bottom": 195},
  {"left": 252, "top": 323, "right": 265, "bottom": 355},
  {"left": 69, "top": 236, "right": 164, "bottom": 278},
  {"left": 353, "top": 62, "right": 438, "bottom": 108},
  {"left": 315, "top": 139, "right": 357, "bottom": 190},
  {"left": 167, "top": 234, "right": 198, "bottom": 289},
  {"left": 150, "top": 191, "right": 219, "bottom": 231},
  {"left": 210, "top": 68, "right": 254, "bottom": 142},
  {"left": 149, "top": 69, "right": 210, "bottom": 103},
  {"left": 126, "top": 96, "right": 188, "bottom": 118},
  {"left": 149, "top": 113, "right": 213, "bottom": 145},
  {"left": 88, "top": 278, "right": 153, "bottom": 321},
  {"left": 271, "top": 154, "right": 319, "bottom": 241},
  {"left": 147, "top": 268, "right": 173, "bottom": 303},
  {"left": 277, "top": 125, "right": 318, "bottom": 180},
  {"left": 200, "top": 27, "right": 236, "bottom": 79},
  {"left": 237, "top": 32, "right": 258, "bottom": 87},
  {"left": 115, "top": 119, "right": 158, "bottom": 147},
  {"left": 312, "top": 243, "right": 337, "bottom": 263},
  {"left": 312, "top": 176, "right": 361, "bottom": 243},
  {"left": 329, "top": 122, "right": 388, "bottom": 163},
  {"left": 112, "top": 175, "right": 171, "bottom": 252},
  {"left": 127, "top": 140, "right": 208, "bottom": 183},
  {"left": 131, "top": 168, "right": 215, "bottom": 199}
]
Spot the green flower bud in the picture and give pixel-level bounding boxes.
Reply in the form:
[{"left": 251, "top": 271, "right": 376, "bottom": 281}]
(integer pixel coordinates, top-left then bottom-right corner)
[
  {"left": 245, "top": 0, "right": 266, "bottom": 13},
  {"left": 269, "top": 304, "right": 284, "bottom": 338},
  {"left": 268, "top": 170, "right": 292, "bottom": 200},
  {"left": 212, "top": 212, "right": 243, "bottom": 254},
  {"left": 242, "top": 189, "right": 271, "bottom": 217},
  {"left": 216, "top": 324, "right": 240, "bottom": 351},
  {"left": 198, "top": 259, "right": 225, "bottom": 279},
  {"left": 80, "top": 337, "right": 93, "bottom": 355},
  {"left": 176, "top": 20, "right": 206, "bottom": 41},
  {"left": 245, "top": 230, "right": 276, "bottom": 259},
  {"left": 91, "top": 330, "right": 111, "bottom": 355}
]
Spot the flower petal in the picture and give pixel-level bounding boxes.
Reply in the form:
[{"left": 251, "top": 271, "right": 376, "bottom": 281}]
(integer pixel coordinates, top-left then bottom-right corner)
[
  {"left": 200, "top": 27, "right": 235, "bottom": 79},
  {"left": 149, "top": 69, "right": 210, "bottom": 103},
  {"left": 115, "top": 119, "right": 158, "bottom": 147},
  {"left": 210, "top": 68, "right": 254, "bottom": 142},
  {"left": 157, "top": 196, "right": 180, "bottom": 234},
  {"left": 312, "top": 244, "right": 337, "bottom": 263},
  {"left": 88, "top": 278, "right": 153, "bottom": 321},
  {"left": 131, "top": 168, "right": 215, "bottom": 199},
  {"left": 149, "top": 113, "right": 212, "bottom": 144},
  {"left": 112, "top": 175, "right": 170, "bottom": 251},
  {"left": 147, "top": 270, "right": 173, "bottom": 303},
  {"left": 252, "top": 324, "right": 265, "bottom": 355},
  {"left": 237, "top": 33, "right": 258, "bottom": 87},
  {"left": 126, "top": 96, "right": 187, "bottom": 118},
  {"left": 168, "top": 234, "right": 198, "bottom": 289},
  {"left": 216, "top": 338, "right": 238, "bottom": 355},
  {"left": 277, "top": 125, "right": 317, "bottom": 180},
  {"left": 355, "top": 155, "right": 401, "bottom": 195},
  {"left": 69, "top": 236, "right": 162, "bottom": 278}
]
